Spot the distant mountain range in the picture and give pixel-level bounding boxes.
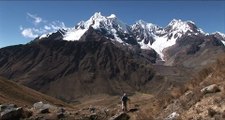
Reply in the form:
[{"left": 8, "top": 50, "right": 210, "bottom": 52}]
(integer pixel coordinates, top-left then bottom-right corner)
[
  {"left": 0, "top": 12, "right": 224, "bottom": 101},
  {"left": 37, "top": 12, "right": 225, "bottom": 60}
]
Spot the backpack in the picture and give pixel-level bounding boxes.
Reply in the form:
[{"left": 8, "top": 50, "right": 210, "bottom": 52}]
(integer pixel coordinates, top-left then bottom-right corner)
[{"left": 122, "top": 96, "right": 128, "bottom": 102}]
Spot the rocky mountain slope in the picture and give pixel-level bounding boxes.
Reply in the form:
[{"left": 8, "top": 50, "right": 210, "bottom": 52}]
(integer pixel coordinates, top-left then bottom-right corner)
[
  {"left": 0, "top": 28, "right": 155, "bottom": 101},
  {"left": 164, "top": 34, "right": 225, "bottom": 67}
]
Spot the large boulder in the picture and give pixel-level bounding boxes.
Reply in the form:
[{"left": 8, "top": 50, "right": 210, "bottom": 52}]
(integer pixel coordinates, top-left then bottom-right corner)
[
  {"left": 201, "top": 84, "right": 220, "bottom": 94},
  {"left": 33, "top": 101, "right": 56, "bottom": 114},
  {"left": 57, "top": 107, "right": 65, "bottom": 119},
  {"left": 0, "top": 104, "right": 17, "bottom": 112},
  {"left": 164, "top": 112, "right": 180, "bottom": 120},
  {"left": 0, "top": 104, "right": 24, "bottom": 120}
]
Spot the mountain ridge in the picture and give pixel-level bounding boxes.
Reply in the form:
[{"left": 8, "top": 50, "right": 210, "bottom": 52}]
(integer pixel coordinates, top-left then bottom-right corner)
[{"left": 37, "top": 12, "right": 224, "bottom": 60}]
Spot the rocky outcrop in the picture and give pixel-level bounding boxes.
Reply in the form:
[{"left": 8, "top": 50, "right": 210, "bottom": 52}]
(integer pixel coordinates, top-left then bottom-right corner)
[
  {"left": 33, "top": 101, "right": 56, "bottom": 114},
  {"left": 200, "top": 84, "right": 220, "bottom": 94},
  {"left": 0, "top": 104, "right": 32, "bottom": 120},
  {"left": 164, "top": 112, "right": 180, "bottom": 120}
]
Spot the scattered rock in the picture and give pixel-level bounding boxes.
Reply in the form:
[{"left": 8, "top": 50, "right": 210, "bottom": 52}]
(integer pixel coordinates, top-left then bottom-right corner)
[
  {"left": 29, "top": 115, "right": 44, "bottom": 120},
  {"left": 89, "top": 113, "right": 98, "bottom": 120},
  {"left": 57, "top": 112, "right": 65, "bottom": 119},
  {"left": 109, "top": 112, "right": 130, "bottom": 120},
  {"left": 222, "top": 110, "right": 225, "bottom": 118},
  {"left": 33, "top": 101, "right": 57, "bottom": 114},
  {"left": 201, "top": 84, "right": 220, "bottom": 94},
  {"left": 57, "top": 107, "right": 65, "bottom": 119},
  {"left": 0, "top": 104, "right": 33, "bottom": 120},
  {"left": 33, "top": 101, "right": 54, "bottom": 110},
  {"left": 33, "top": 101, "right": 44, "bottom": 109},
  {"left": 0, "top": 104, "right": 17, "bottom": 112},
  {"left": 89, "top": 106, "right": 96, "bottom": 113},
  {"left": 184, "top": 91, "right": 194, "bottom": 100},
  {"left": 74, "top": 111, "right": 79, "bottom": 115},
  {"left": 58, "top": 107, "right": 65, "bottom": 113},
  {"left": 207, "top": 108, "right": 217, "bottom": 117},
  {"left": 164, "top": 112, "right": 180, "bottom": 120}
]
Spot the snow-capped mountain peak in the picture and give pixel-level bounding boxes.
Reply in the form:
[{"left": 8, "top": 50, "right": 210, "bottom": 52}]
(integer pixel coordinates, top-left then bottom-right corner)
[
  {"left": 131, "top": 20, "right": 161, "bottom": 48},
  {"left": 91, "top": 12, "right": 104, "bottom": 19},
  {"left": 166, "top": 19, "right": 195, "bottom": 33},
  {"left": 63, "top": 12, "right": 130, "bottom": 43},
  {"left": 134, "top": 20, "right": 160, "bottom": 32},
  {"left": 214, "top": 32, "right": 225, "bottom": 38},
  {"left": 132, "top": 19, "right": 204, "bottom": 60},
  {"left": 136, "top": 20, "right": 147, "bottom": 26},
  {"left": 212, "top": 32, "right": 225, "bottom": 45},
  {"left": 63, "top": 12, "right": 108, "bottom": 41},
  {"left": 36, "top": 13, "right": 224, "bottom": 61}
]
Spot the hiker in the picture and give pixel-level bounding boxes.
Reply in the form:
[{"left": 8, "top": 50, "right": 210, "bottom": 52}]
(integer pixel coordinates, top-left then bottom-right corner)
[{"left": 121, "top": 93, "right": 130, "bottom": 112}]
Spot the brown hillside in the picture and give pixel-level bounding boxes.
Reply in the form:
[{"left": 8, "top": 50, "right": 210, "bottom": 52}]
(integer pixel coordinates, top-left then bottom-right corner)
[{"left": 0, "top": 76, "right": 66, "bottom": 107}]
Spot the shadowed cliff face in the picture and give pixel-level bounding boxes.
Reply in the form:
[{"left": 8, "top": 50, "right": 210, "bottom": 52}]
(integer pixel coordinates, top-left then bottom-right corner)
[{"left": 0, "top": 28, "right": 155, "bottom": 101}]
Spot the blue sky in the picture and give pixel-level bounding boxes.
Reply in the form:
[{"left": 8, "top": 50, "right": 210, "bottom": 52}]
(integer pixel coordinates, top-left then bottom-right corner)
[{"left": 0, "top": 1, "right": 224, "bottom": 48}]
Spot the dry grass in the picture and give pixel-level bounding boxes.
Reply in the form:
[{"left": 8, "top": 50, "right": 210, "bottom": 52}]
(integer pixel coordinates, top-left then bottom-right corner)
[
  {"left": 0, "top": 76, "right": 68, "bottom": 107},
  {"left": 185, "top": 54, "right": 225, "bottom": 91},
  {"left": 170, "top": 87, "right": 184, "bottom": 99},
  {"left": 179, "top": 54, "right": 225, "bottom": 119}
]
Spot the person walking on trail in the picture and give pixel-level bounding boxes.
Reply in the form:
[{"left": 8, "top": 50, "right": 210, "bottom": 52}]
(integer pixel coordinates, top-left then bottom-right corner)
[{"left": 121, "top": 93, "right": 130, "bottom": 112}]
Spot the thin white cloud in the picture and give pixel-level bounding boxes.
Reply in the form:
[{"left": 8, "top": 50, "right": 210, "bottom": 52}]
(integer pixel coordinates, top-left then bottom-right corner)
[
  {"left": 32, "top": 28, "right": 47, "bottom": 34},
  {"left": 19, "top": 26, "right": 23, "bottom": 30},
  {"left": 44, "top": 25, "right": 51, "bottom": 30},
  {"left": 21, "top": 28, "right": 38, "bottom": 38},
  {"left": 27, "top": 13, "right": 43, "bottom": 25},
  {"left": 21, "top": 13, "right": 67, "bottom": 39},
  {"left": 50, "top": 21, "right": 66, "bottom": 30}
]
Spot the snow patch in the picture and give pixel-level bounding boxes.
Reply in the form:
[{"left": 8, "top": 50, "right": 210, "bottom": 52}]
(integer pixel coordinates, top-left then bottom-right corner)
[
  {"left": 215, "top": 32, "right": 225, "bottom": 38},
  {"left": 63, "top": 28, "right": 87, "bottom": 41},
  {"left": 150, "top": 35, "right": 177, "bottom": 60},
  {"left": 39, "top": 33, "right": 52, "bottom": 39},
  {"left": 221, "top": 40, "right": 225, "bottom": 46}
]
